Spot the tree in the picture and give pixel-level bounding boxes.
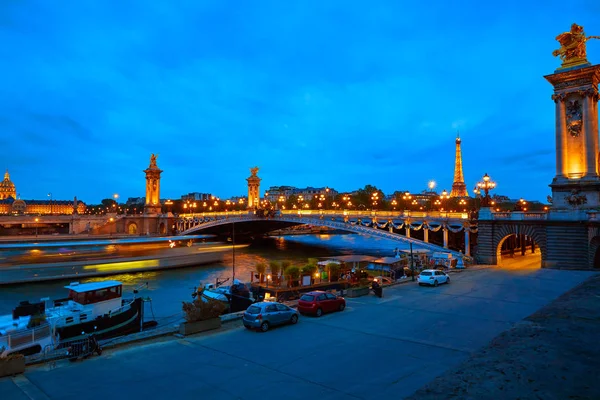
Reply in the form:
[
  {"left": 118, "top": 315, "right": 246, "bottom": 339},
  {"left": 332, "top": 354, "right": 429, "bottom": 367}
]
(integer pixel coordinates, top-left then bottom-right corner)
[
  {"left": 355, "top": 185, "right": 384, "bottom": 209},
  {"left": 255, "top": 262, "right": 267, "bottom": 283},
  {"left": 269, "top": 261, "right": 281, "bottom": 281}
]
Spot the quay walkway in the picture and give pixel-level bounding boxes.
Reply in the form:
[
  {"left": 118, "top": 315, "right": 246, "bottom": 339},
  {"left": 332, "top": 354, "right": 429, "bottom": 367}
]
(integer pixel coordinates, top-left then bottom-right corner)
[{"left": 0, "top": 264, "right": 595, "bottom": 399}]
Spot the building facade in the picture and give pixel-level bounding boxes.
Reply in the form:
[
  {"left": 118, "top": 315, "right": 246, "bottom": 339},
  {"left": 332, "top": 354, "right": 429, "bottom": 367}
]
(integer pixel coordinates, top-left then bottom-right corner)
[{"left": 0, "top": 170, "right": 86, "bottom": 215}]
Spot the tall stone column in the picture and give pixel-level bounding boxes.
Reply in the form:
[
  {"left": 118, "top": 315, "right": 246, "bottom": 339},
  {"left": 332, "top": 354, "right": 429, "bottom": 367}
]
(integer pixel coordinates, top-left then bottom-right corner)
[
  {"left": 423, "top": 227, "right": 429, "bottom": 243},
  {"left": 554, "top": 97, "right": 567, "bottom": 180},
  {"left": 584, "top": 94, "right": 598, "bottom": 178},
  {"left": 464, "top": 229, "right": 470, "bottom": 257},
  {"left": 545, "top": 64, "right": 600, "bottom": 209},
  {"left": 144, "top": 154, "right": 163, "bottom": 215},
  {"left": 246, "top": 167, "right": 261, "bottom": 209},
  {"left": 443, "top": 226, "right": 448, "bottom": 249}
]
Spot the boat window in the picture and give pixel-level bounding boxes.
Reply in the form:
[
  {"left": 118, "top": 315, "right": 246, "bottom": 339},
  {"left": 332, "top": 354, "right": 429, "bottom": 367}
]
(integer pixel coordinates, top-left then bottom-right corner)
[
  {"left": 86, "top": 286, "right": 121, "bottom": 304},
  {"left": 65, "top": 317, "right": 74, "bottom": 324},
  {"left": 69, "top": 290, "right": 87, "bottom": 304},
  {"left": 80, "top": 314, "right": 87, "bottom": 321}
]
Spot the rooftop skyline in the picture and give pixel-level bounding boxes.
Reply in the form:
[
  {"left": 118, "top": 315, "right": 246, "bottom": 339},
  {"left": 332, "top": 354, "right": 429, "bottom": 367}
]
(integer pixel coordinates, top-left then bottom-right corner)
[{"left": 1, "top": 1, "right": 599, "bottom": 203}]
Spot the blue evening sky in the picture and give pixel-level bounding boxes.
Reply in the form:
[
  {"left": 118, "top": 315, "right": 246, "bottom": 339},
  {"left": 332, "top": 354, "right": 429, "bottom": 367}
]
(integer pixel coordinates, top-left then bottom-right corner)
[{"left": 1, "top": 1, "right": 599, "bottom": 204}]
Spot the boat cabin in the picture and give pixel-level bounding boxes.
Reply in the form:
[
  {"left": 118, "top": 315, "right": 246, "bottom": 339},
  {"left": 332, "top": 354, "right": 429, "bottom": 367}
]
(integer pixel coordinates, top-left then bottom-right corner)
[
  {"left": 56, "top": 281, "right": 125, "bottom": 320},
  {"left": 65, "top": 281, "right": 123, "bottom": 305}
]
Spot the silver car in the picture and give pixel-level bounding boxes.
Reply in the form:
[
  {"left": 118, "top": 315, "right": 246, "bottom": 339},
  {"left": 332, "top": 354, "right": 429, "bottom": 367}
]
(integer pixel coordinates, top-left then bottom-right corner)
[{"left": 243, "top": 301, "right": 299, "bottom": 332}]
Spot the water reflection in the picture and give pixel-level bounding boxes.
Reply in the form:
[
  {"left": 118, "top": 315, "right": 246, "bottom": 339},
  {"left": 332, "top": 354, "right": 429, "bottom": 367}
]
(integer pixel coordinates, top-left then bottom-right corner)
[{"left": 0, "top": 233, "right": 412, "bottom": 324}]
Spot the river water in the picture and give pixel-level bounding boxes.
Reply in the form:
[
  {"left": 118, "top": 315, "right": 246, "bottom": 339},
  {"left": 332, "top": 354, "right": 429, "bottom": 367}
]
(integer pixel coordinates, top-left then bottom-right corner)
[{"left": 0, "top": 233, "right": 409, "bottom": 326}]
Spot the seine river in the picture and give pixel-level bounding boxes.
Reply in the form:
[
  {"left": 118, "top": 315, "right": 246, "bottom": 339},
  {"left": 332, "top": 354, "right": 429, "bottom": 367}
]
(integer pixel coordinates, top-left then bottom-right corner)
[{"left": 0, "top": 233, "right": 408, "bottom": 326}]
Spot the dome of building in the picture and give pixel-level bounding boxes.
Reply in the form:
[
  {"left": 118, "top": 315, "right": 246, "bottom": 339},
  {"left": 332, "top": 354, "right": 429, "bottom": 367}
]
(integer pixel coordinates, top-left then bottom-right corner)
[{"left": 0, "top": 170, "right": 16, "bottom": 200}]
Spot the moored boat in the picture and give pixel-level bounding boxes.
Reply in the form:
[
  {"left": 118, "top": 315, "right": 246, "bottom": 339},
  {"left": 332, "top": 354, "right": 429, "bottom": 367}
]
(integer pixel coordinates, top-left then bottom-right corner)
[
  {"left": 0, "top": 280, "right": 153, "bottom": 358},
  {"left": 193, "top": 278, "right": 256, "bottom": 313}
]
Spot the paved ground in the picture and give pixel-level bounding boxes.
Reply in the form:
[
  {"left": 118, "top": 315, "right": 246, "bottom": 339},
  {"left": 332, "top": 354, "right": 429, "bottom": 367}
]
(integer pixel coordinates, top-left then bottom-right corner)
[
  {"left": 0, "top": 263, "right": 595, "bottom": 400},
  {"left": 407, "top": 272, "right": 600, "bottom": 400}
]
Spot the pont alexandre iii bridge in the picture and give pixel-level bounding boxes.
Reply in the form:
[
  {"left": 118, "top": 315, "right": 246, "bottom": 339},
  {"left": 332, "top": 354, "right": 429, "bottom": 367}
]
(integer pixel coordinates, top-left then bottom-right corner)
[
  {"left": 1, "top": 207, "right": 598, "bottom": 269},
  {"left": 175, "top": 208, "right": 600, "bottom": 269}
]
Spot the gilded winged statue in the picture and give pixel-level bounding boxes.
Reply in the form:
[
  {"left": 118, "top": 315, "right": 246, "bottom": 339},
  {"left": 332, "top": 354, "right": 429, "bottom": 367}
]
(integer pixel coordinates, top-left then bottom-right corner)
[{"left": 552, "top": 23, "right": 599, "bottom": 65}]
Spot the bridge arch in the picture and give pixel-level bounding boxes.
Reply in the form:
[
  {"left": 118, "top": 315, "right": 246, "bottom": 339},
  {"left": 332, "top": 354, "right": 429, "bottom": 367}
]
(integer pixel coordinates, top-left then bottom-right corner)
[
  {"left": 127, "top": 222, "right": 138, "bottom": 235},
  {"left": 493, "top": 224, "right": 547, "bottom": 267},
  {"left": 178, "top": 214, "right": 465, "bottom": 258},
  {"left": 589, "top": 227, "right": 600, "bottom": 269}
]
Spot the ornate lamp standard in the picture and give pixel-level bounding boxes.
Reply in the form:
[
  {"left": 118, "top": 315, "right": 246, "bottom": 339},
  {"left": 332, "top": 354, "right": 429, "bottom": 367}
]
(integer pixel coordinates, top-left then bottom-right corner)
[
  {"left": 440, "top": 189, "right": 450, "bottom": 211},
  {"left": 34, "top": 217, "right": 39, "bottom": 237},
  {"left": 164, "top": 200, "right": 173, "bottom": 215},
  {"left": 47, "top": 193, "right": 52, "bottom": 214},
  {"left": 371, "top": 192, "right": 379, "bottom": 211},
  {"left": 476, "top": 173, "right": 496, "bottom": 207},
  {"left": 113, "top": 193, "right": 119, "bottom": 214}
]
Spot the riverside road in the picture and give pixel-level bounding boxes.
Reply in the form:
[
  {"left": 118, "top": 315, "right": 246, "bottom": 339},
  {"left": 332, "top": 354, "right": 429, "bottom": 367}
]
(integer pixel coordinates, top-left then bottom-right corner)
[{"left": 1, "top": 263, "right": 595, "bottom": 400}]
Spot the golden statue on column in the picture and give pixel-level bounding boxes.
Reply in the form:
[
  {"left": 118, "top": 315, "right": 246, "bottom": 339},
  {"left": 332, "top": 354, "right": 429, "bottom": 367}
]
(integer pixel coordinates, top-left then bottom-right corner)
[{"left": 553, "top": 23, "right": 599, "bottom": 69}]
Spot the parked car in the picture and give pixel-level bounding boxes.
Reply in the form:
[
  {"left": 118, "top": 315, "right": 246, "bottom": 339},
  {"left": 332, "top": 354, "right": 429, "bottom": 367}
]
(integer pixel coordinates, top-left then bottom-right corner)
[
  {"left": 297, "top": 291, "right": 346, "bottom": 317},
  {"left": 417, "top": 269, "right": 450, "bottom": 287},
  {"left": 243, "top": 301, "right": 299, "bottom": 332}
]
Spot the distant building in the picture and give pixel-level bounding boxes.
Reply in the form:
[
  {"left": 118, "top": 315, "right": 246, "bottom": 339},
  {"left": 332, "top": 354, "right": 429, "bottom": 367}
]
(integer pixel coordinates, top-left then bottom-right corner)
[
  {"left": 0, "top": 170, "right": 16, "bottom": 200},
  {"left": 181, "top": 192, "right": 212, "bottom": 201},
  {"left": 0, "top": 170, "right": 85, "bottom": 215},
  {"left": 126, "top": 197, "right": 146, "bottom": 206},
  {"left": 264, "top": 186, "right": 338, "bottom": 202}
]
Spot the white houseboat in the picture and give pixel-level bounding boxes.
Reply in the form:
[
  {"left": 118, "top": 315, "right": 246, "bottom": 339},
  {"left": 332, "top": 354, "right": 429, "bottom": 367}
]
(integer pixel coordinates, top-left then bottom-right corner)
[{"left": 0, "top": 280, "right": 150, "bottom": 357}]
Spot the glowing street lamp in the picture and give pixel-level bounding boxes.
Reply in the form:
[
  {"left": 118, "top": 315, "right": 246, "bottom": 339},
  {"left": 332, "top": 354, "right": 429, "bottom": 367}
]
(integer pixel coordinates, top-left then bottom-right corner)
[
  {"left": 165, "top": 200, "right": 173, "bottom": 215},
  {"left": 371, "top": 192, "right": 379, "bottom": 210},
  {"left": 34, "top": 217, "right": 39, "bottom": 237},
  {"left": 476, "top": 173, "right": 496, "bottom": 207}
]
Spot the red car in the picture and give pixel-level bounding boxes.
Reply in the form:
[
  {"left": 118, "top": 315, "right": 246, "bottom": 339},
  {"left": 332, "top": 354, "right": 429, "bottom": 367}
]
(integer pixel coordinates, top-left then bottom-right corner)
[{"left": 297, "top": 291, "right": 346, "bottom": 317}]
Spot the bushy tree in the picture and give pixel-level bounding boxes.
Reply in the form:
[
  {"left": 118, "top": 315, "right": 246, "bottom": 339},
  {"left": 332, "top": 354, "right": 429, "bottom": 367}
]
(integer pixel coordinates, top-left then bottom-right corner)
[{"left": 182, "top": 297, "right": 227, "bottom": 322}]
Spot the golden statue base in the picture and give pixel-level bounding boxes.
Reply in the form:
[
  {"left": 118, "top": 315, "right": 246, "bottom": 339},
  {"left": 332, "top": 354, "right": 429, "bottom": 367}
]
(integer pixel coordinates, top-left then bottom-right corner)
[{"left": 557, "top": 57, "right": 591, "bottom": 71}]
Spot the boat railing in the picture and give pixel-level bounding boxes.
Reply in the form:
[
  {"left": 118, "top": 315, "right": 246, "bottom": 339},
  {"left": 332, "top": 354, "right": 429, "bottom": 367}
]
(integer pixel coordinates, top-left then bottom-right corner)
[
  {"left": 109, "top": 300, "right": 133, "bottom": 316},
  {"left": 0, "top": 323, "right": 52, "bottom": 350}
]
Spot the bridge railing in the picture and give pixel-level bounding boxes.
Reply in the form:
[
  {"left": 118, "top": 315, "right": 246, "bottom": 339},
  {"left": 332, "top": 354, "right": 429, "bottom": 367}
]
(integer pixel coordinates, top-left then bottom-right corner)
[
  {"left": 178, "top": 209, "right": 470, "bottom": 220},
  {"left": 492, "top": 211, "right": 547, "bottom": 221}
]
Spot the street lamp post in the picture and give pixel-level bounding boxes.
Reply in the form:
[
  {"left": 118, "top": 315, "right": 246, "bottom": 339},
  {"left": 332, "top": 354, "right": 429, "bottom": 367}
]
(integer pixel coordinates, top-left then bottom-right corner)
[
  {"left": 476, "top": 173, "right": 497, "bottom": 207},
  {"left": 113, "top": 194, "right": 119, "bottom": 215},
  {"left": 371, "top": 192, "right": 379, "bottom": 211},
  {"left": 439, "top": 189, "right": 450, "bottom": 212},
  {"left": 47, "top": 193, "right": 52, "bottom": 214},
  {"left": 34, "top": 217, "right": 39, "bottom": 237},
  {"left": 165, "top": 200, "right": 173, "bottom": 215}
]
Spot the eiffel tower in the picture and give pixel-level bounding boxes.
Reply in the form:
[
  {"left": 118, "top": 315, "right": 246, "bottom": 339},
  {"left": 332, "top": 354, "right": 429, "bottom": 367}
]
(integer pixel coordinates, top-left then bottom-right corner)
[{"left": 450, "top": 132, "right": 469, "bottom": 197}]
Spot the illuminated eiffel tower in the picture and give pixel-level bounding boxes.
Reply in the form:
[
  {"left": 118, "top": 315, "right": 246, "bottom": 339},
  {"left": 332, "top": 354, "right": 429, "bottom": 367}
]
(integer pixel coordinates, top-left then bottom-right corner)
[{"left": 450, "top": 132, "right": 469, "bottom": 197}]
